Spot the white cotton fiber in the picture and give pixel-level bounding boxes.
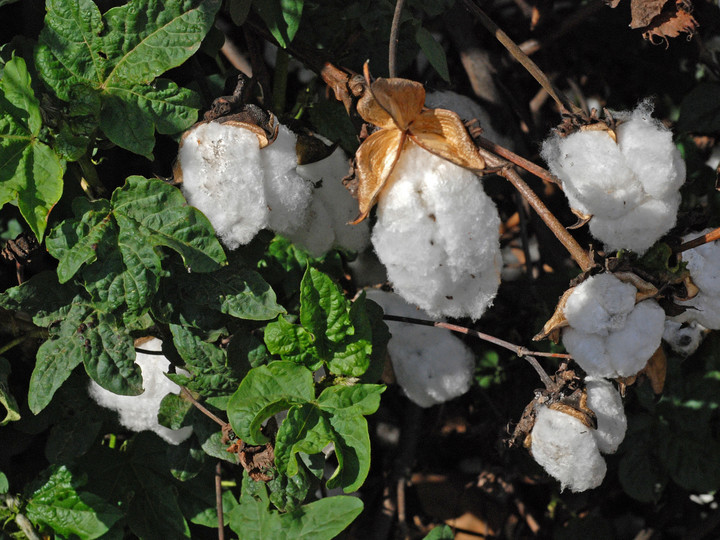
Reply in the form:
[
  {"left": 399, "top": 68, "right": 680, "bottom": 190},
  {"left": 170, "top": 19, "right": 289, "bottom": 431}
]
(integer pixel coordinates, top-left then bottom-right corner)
[
  {"left": 371, "top": 144, "right": 502, "bottom": 320},
  {"left": 293, "top": 147, "right": 370, "bottom": 256},
  {"left": 541, "top": 102, "right": 685, "bottom": 254},
  {"left": 531, "top": 406, "right": 607, "bottom": 492},
  {"left": 178, "top": 122, "right": 312, "bottom": 249},
  {"left": 663, "top": 319, "right": 706, "bottom": 356},
  {"left": 562, "top": 274, "right": 665, "bottom": 378},
  {"left": 88, "top": 338, "right": 193, "bottom": 445},
  {"left": 585, "top": 377, "right": 627, "bottom": 454},
  {"left": 674, "top": 229, "right": 720, "bottom": 330},
  {"left": 365, "top": 289, "right": 475, "bottom": 407}
]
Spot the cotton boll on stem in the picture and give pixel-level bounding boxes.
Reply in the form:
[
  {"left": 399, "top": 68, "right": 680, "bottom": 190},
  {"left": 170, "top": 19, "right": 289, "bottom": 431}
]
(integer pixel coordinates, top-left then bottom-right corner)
[
  {"left": 371, "top": 144, "right": 502, "bottom": 320},
  {"left": 531, "top": 406, "right": 606, "bottom": 492},
  {"left": 585, "top": 377, "right": 627, "bottom": 454},
  {"left": 366, "top": 289, "right": 475, "bottom": 408},
  {"left": 88, "top": 338, "right": 193, "bottom": 445}
]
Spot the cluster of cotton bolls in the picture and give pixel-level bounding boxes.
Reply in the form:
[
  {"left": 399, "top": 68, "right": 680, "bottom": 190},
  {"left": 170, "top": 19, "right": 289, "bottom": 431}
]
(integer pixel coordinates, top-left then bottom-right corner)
[
  {"left": 541, "top": 102, "right": 686, "bottom": 254},
  {"left": 178, "top": 121, "right": 368, "bottom": 255},
  {"left": 673, "top": 228, "right": 720, "bottom": 330},
  {"left": 531, "top": 377, "right": 627, "bottom": 492},
  {"left": 561, "top": 273, "right": 665, "bottom": 378},
  {"left": 88, "top": 338, "right": 193, "bottom": 445},
  {"left": 371, "top": 144, "right": 502, "bottom": 320},
  {"left": 365, "top": 289, "right": 475, "bottom": 407}
]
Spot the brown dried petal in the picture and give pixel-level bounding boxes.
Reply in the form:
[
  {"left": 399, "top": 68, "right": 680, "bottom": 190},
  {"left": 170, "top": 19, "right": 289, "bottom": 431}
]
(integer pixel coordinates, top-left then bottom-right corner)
[
  {"left": 357, "top": 77, "right": 425, "bottom": 130},
  {"left": 533, "top": 287, "right": 576, "bottom": 343},
  {"left": 351, "top": 128, "right": 406, "bottom": 224},
  {"left": 410, "top": 108, "right": 486, "bottom": 171}
]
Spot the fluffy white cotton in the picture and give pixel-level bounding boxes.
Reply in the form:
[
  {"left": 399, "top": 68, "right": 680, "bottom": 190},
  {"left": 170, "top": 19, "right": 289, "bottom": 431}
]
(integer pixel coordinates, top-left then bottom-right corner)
[
  {"left": 425, "top": 91, "right": 513, "bottom": 149},
  {"left": 585, "top": 377, "right": 627, "bottom": 454},
  {"left": 293, "top": 148, "right": 370, "bottom": 256},
  {"left": 178, "top": 122, "right": 312, "bottom": 249},
  {"left": 541, "top": 102, "right": 685, "bottom": 253},
  {"left": 663, "top": 319, "right": 706, "bottom": 356},
  {"left": 371, "top": 144, "right": 502, "bottom": 320},
  {"left": 674, "top": 229, "right": 720, "bottom": 330},
  {"left": 562, "top": 274, "right": 665, "bottom": 378},
  {"left": 88, "top": 338, "right": 193, "bottom": 445},
  {"left": 531, "top": 406, "right": 607, "bottom": 492},
  {"left": 366, "top": 289, "right": 475, "bottom": 407}
]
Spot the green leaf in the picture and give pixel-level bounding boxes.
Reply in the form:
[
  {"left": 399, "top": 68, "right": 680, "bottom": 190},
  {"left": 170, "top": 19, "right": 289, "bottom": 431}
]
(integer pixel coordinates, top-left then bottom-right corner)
[
  {"left": 678, "top": 82, "right": 720, "bottom": 134},
  {"left": 26, "top": 465, "right": 123, "bottom": 540},
  {"left": 267, "top": 452, "right": 324, "bottom": 511},
  {"left": 0, "top": 472, "right": 8, "bottom": 493},
  {"left": 229, "top": 0, "right": 253, "bottom": 25},
  {"left": 264, "top": 315, "right": 321, "bottom": 369},
  {"left": 275, "top": 404, "right": 333, "bottom": 477},
  {"left": 166, "top": 437, "right": 206, "bottom": 481},
  {"left": 227, "top": 361, "right": 314, "bottom": 445},
  {"left": 0, "top": 270, "right": 79, "bottom": 326},
  {"left": 423, "top": 525, "right": 455, "bottom": 540},
  {"left": 253, "top": 0, "right": 304, "bottom": 48},
  {"left": 0, "top": 56, "right": 64, "bottom": 240},
  {"left": 226, "top": 473, "right": 362, "bottom": 540},
  {"left": 325, "top": 294, "right": 372, "bottom": 377},
  {"left": 158, "top": 392, "right": 193, "bottom": 430},
  {"left": 0, "top": 357, "right": 20, "bottom": 425},
  {"left": 35, "top": 0, "right": 221, "bottom": 156},
  {"left": 415, "top": 26, "right": 450, "bottom": 82}
]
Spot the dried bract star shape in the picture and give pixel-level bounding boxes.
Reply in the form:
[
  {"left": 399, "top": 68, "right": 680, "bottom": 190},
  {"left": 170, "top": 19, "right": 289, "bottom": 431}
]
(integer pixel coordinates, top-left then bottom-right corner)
[
  {"left": 352, "top": 69, "right": 486, "bottom": 223},
  {"left": 561, "top": 273, "right": 665, "bottom": 378}
]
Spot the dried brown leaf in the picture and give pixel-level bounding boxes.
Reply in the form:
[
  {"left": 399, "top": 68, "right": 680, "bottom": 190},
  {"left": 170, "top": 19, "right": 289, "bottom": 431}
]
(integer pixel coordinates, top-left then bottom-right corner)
[
  {"left": 533, "top": 287, "right": 576, "bottom": 343},
  {"left": 643, "top": 346, "right": 667, "bottom": 394},
  {"left": 410, "top": 109, "right": 486, "bottom": 171},
  {"left": 357, "top": 77, "right": 425, "bottom": 130},
  {"left": 614, "top": 271, "right": 659, "bottom": 301},
  {"left": 642, "top": 4, "right": 698, "bottom": 42},
  {"left": 351, "top": 128, "right": 405, "bottom": 224},
  {"left": 630, "top": 0, "right": 670, "bottom": 29}
]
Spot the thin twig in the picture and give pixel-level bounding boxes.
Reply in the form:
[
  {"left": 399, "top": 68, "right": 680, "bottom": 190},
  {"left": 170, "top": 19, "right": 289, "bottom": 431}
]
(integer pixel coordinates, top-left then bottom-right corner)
[
  {"left": 389, "top": 0, "right": 406, "bottom": 77},
  {"left": 677, "top": 227, "right": 720, "bottom": 253},
  {"left": 216, "top": 461, "right": 225, "bottom": 540},
  {"left": 382, "top": 314, "right": 572, "bottom": 361},
  {"left": 476, "top": 148, "right": 594, "bottom": 272},
  {"left": 181, "top": 387, "right": 227, "bottom": 427},
  {"left": 461, "top": 0, "right": 581, "bottom": 116},
  {"left": 474, "top": 134, "right": 561, "bottom": 186}
]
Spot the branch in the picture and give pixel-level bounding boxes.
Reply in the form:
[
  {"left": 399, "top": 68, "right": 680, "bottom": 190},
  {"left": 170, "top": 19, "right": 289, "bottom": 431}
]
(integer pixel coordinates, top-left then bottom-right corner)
[
  {"left": 216, "top": 461, "right": 225, "bottom": 540},
  {"left": 461, "top": 0, "right": 581, "bottom": 116},
  {"left": 474, "top": 133, "right": 561, "bottom": 187},
  {"left": 0, "top": 329, "right": 47, "bottom": 356},
  {"left": 676, "top": 227, "right": 720, "bottom": 254},
  {"left": 389, "top": 0, "right": 406, "bottom": 77},
  {"left": 181, "top": 387, "right": 228, "bottom": 428}
]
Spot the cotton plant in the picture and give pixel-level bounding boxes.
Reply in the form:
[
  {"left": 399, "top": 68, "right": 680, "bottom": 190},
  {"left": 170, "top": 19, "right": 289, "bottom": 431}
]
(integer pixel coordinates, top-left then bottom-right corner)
[
  {"left": 541, "top": 102, "right": 686, "bottom": 254},
  {"left": 673, "top": 228, "right": 720, "bottom": 330},
  {"left": 560, "top": 273, "right": 665, "bottom": 378},
  {"left": 88, "top": 338, "right": 193, "bottom": 445},
  {"left": 530, "top": 377, "right": 627, "bottom": 492},
  {"left": 349, "top": 72, "right": 502, "bottom": 320},
  {"left": 365, "top": 289, "right": 475, "bottom": 407}
]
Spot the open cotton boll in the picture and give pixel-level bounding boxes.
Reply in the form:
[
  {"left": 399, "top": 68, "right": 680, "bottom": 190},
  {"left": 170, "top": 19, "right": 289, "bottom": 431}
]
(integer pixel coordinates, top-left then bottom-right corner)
[
  {"left": 531, "top": 406, "right": 607, "bottom": 492},
  {"left": 663, "top": 319, "right": 706, "bottom": 356},
  {"left": 88, "top": 338, "right": 193, "bottom": 445},
  {"left": 371, "top": 144, "right": 502, "bottom": 320},
  {"left": 365, "top": 289, "right": 475, "bottom": 407},
  {"left": 562, "top": 274, "right": 665, "bottom": 378},
  {"left": 675, "top": 292, "right": 720, "bottom": 330},
  {"left": 585, "top": 377, "right": 627, "bottom": 454},
  {"left": 541, "top": 103, "right": 685, "bottom": 254},
  {"left": 293, "top": 148, "right": 370, "bottom": 256},
  {"left": 178, "top": 122, "right": 312, "bottom": 249},
  {"left": 680, "top": 229, "right": 720, "bottom": 296}
]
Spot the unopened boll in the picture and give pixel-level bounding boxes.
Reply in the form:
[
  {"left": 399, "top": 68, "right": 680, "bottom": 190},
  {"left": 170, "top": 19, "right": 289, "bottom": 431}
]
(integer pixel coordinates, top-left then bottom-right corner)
[
  {"left": 88, "top": 338, "right": 193, "bottom": 445},
  {"left": 371, "top": 144, "right": 502, "bottom": 320},
  {"left": 674, "top": 229, "right": 720, "bottom": 329},
  {"left": 365, "top": 289, "right": 475, "bottom": 407},
  {"left": 531, "top": 406, "right": 606, "bottom": 492},
  {"left": 562, "top": 273, "right": 665, "bottom": 378},
  {"left": 178, "top": 122, "right": 312, "bottom": 249},
  {"left": 541, "top": 102, "right": 685, "bottom": 253}
]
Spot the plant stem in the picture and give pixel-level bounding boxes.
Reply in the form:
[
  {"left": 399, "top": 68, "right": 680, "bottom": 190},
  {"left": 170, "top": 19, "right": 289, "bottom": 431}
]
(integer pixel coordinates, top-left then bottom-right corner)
[
  {"left": 181, "top": 387, "right": 227, "bottom": 428},
  {"left": 0, "top": 329, "right": 47, "bottom": 356},
  {"left": 272, "top": 47, "right": 289, "bottom": 113},
  {"left": 382, "top": 314, "right": 573, "bottom": 360},
  {"left": 677, "top": 226, "right": 720, "bottom": 253},
  {"left": 216, "top": 461, "right": 225, "bottom": 540},
  {"left": 389, "top": 0, "right": 406, "bottom": 77},
  {"left": 461, "top": 0, "right": 581, "bottom": 115},
  {"left": 474, "top": 133, "right": 561, "bottom": 186}
]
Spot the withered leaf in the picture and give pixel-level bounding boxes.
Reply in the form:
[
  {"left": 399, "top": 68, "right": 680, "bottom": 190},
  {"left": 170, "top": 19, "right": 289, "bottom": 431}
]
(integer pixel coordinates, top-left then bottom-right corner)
[
  {"left": 614, "top": 271, "right": 659, "bottom": 302},
  {"left": 533, "top": 286, "right": 576, "bottom": 343},
  {"left": 630, "top": 0, "right": 671, "bottom": 28},
  {"left": 643, "top": 346, "right": 667, "bottom": 394},
  {"left": 630, "top": 0, "right": 698, "bottom": 43},
  {"left": 358, "top": 77, "right": 425, "bottom": 130}
]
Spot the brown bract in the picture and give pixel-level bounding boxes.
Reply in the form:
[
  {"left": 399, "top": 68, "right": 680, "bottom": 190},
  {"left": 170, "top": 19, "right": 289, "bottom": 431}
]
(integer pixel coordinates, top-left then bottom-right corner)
[{"left": 351, "top": 73, "right": 486, "bottom": 224}]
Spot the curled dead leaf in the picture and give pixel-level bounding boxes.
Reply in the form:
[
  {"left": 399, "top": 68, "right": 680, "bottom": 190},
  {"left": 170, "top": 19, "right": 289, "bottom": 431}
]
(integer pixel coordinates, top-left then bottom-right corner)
[
  {"left": 533, "top": 287, "right": 576, "bottom": 343},
  {"left": 567, "top": 208, "right": 593, "bottom": 230},
  {"left": 629, "top": 0, "right": 697, "bottom": 43},
  {"left": 614, "top": 271, "right": 659, "bottom": 302}
]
